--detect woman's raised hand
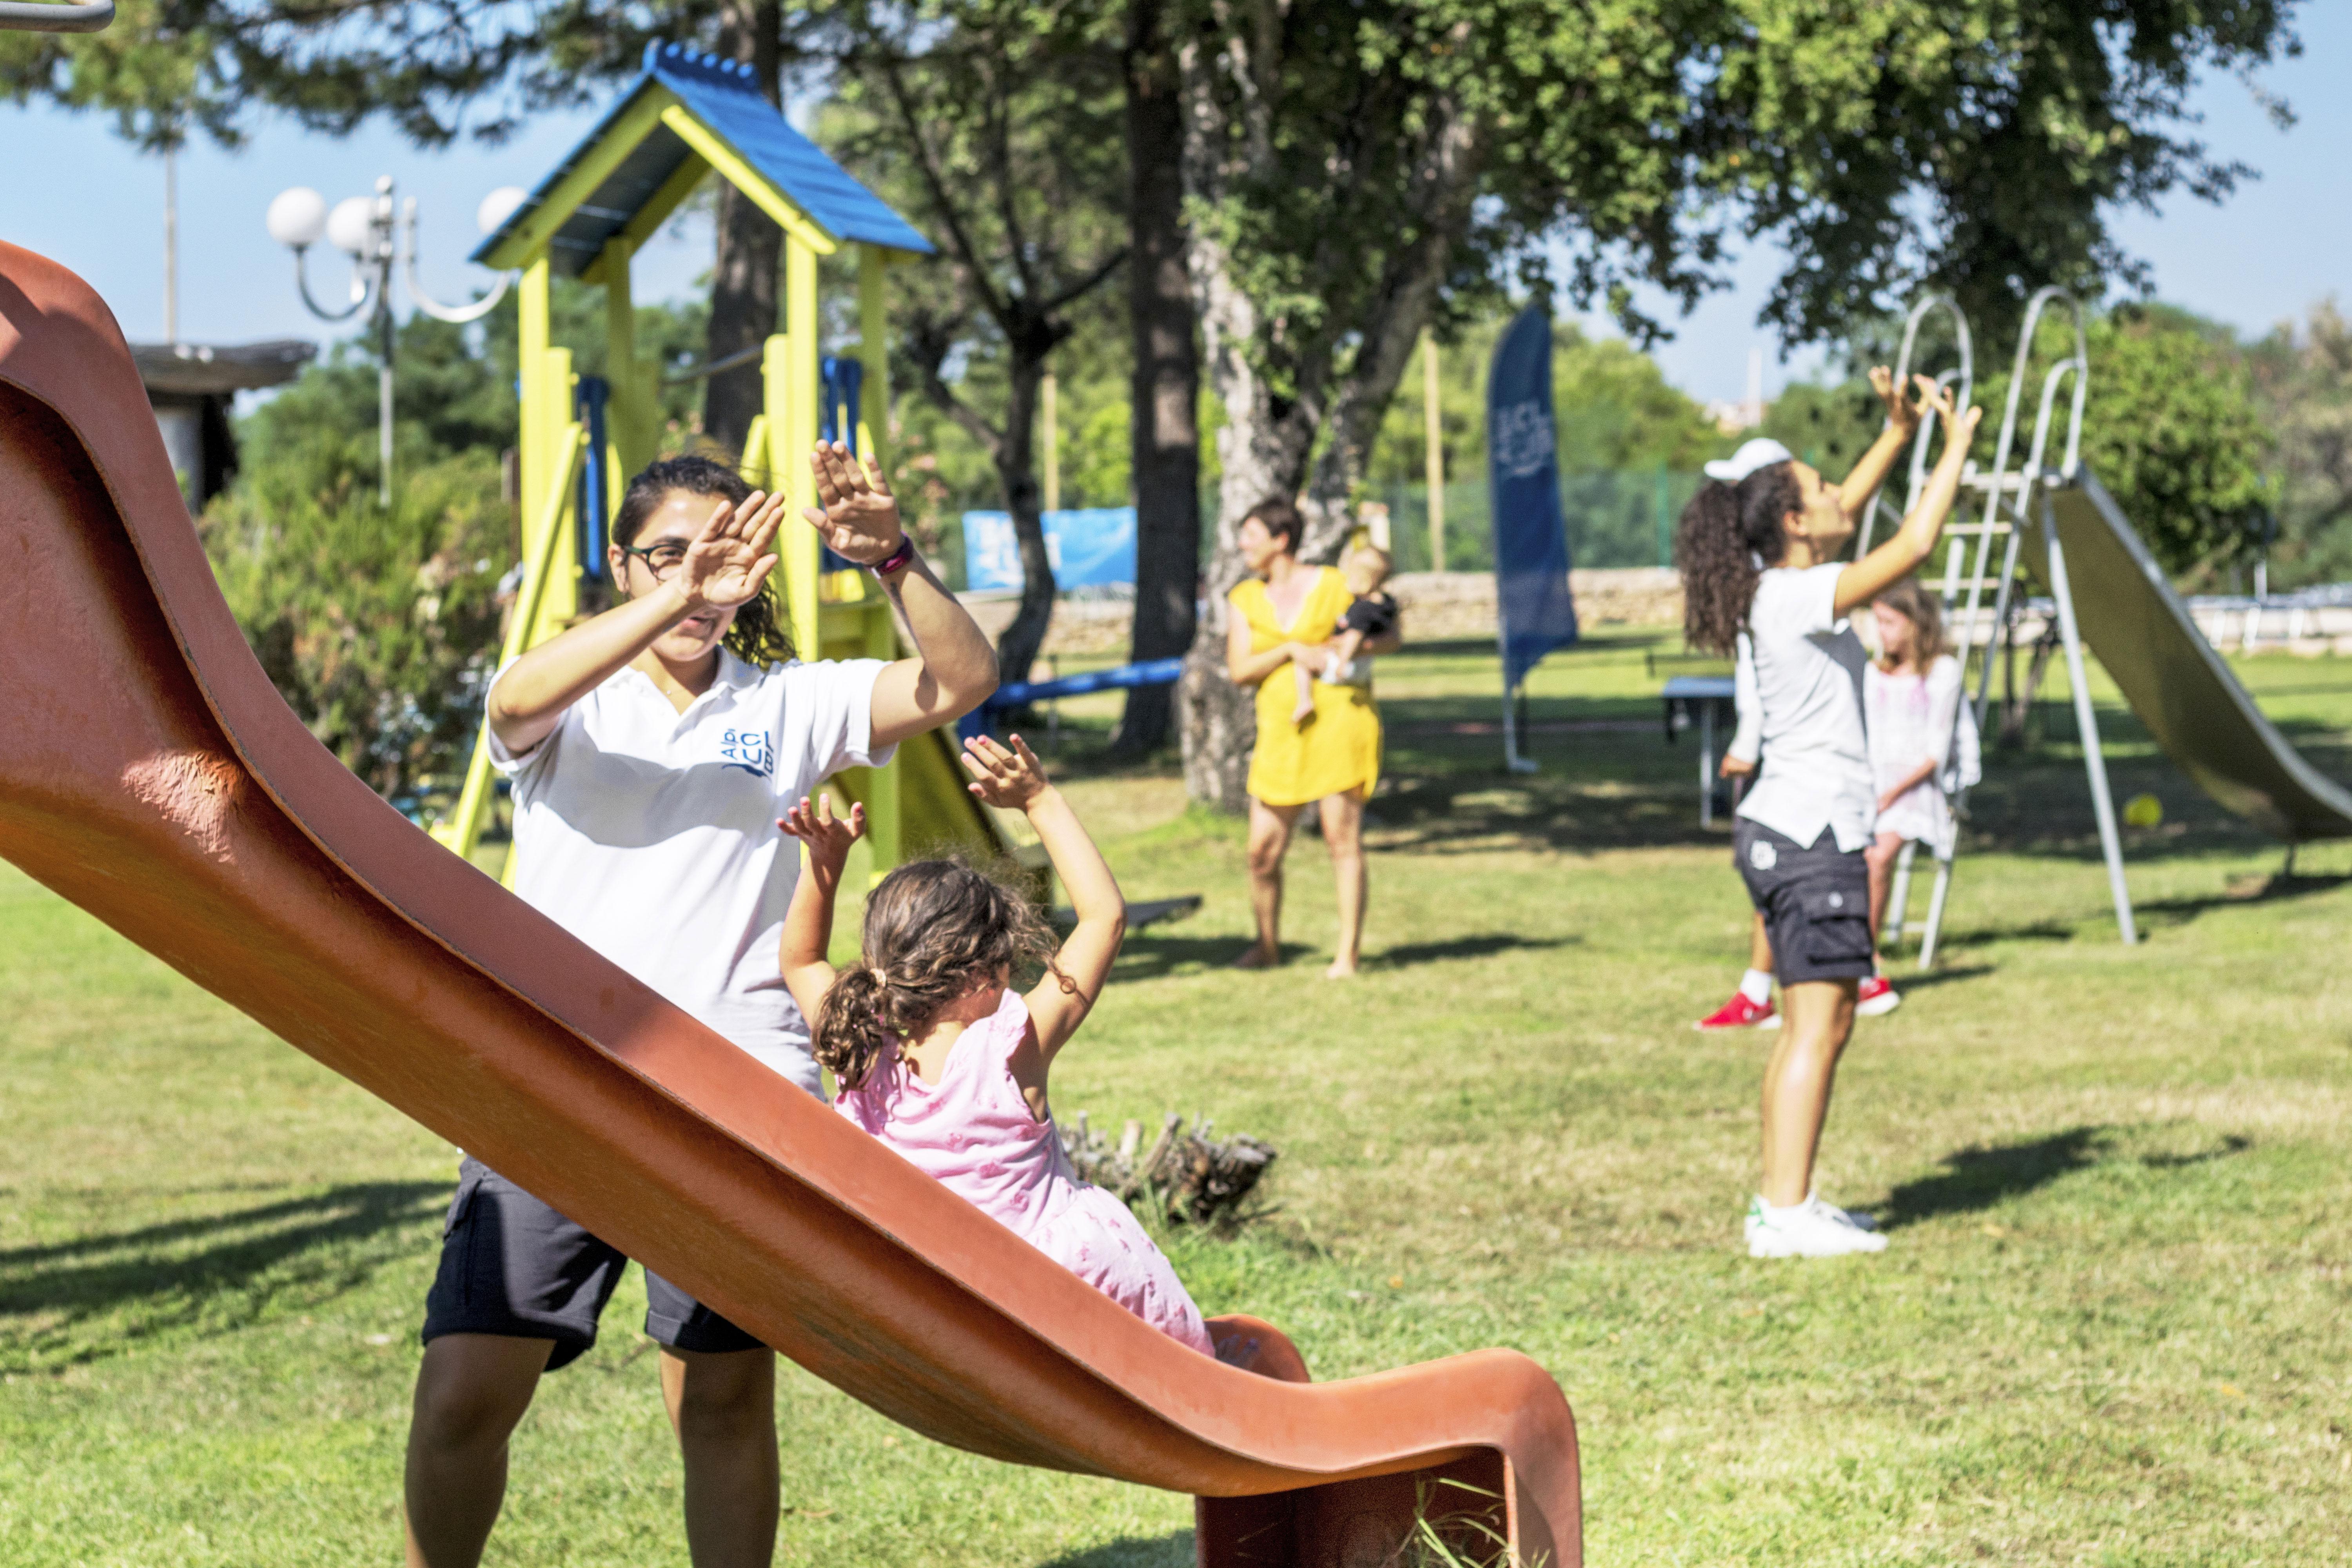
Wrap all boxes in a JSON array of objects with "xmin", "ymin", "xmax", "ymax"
[
  {"xmin": 678, "ymin": 489, "xmax": 785, "ymax": 610},
  {"xmin": 803, "ymin": 441, "xmax": 907, "ymax": 566},
  {"xmin": 777, "ymin": 793, "xmax": 866, "ymax": 872},
  {"xmin": 959, "ymin": 733, "xmax": 1051, "ymax": 812},
  {"xmin": 1869, "ymin": 366, "xmax": 1936, "ymax": 433},
  {"xmin": 1925, "ymin": 379, "xmax": 1983, "ymax": 444}
]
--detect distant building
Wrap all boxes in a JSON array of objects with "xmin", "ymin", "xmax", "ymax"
[
  {"xmin": 129, "ymin": 339, "xmax": 315, "ymax": 510},
  {"xmin": 1704, "ymin": 345, "xmax": 1769, "ymax": 434}
]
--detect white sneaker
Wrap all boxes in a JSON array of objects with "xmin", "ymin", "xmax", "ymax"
[{"xmin": 1745, "ymin": 1193, "xmax": 1889, "ymax": 1258}]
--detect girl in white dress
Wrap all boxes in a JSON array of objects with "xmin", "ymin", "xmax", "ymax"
[{"xmin": 1862, "ymin": 576, "xmax": 1973, "ymax": 945}]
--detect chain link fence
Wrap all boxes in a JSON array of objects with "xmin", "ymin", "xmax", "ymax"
[{"xmin": 1372, "ymin": 469, "xmax": 1706, "ymax": 573}]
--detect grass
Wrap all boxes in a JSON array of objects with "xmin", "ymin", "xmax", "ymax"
[{"xmin": 6, "ymin": 627, "xmax": 2352, "ymax": 1564}]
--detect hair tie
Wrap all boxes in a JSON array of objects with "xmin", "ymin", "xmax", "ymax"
[{"xmin": 1749, "ymin": 550, "xmax": 1766, "ymax": 570}]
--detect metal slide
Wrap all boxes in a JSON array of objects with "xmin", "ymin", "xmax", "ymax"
[
  {"xmin": 2020, "ymin": 468, "xmax": 2352, "ymax": 844},
  {"xmin": 0, "ymin": 243, "xmax": 1580, "ymax": 1566}
]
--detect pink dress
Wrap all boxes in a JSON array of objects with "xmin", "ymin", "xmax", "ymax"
[{"xmin": 833, "ymin": 991, "xmax": 1214, "ymax": 1354}]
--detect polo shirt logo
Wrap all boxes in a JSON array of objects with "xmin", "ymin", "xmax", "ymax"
[{"xmin": 716, "ymin": 727, "xmax": 774, "ymax": 777}]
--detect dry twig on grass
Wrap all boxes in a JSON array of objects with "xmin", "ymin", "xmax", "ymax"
[{"xmin": 1060, "ymin": 1111, "xmax": 1279, "ymax": 1230}]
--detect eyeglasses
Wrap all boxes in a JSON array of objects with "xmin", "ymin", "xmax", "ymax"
[{"xmin": 617, "ymin": 541, "xmax": 691, "ymax": 581}]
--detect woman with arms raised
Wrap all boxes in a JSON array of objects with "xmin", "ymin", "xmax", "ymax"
[
  {"xmin": 1676, "ymin": 375, "xmax": 1981, "ymax": 1259},
  {"xmin": 401, "ymin": 444, "xmax": 996, "ymax": 1568}
]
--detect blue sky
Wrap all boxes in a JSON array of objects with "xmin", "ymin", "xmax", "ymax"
[{"xmin": 2, "ymin": 10, "xmax": 2342, "ymax": 406}]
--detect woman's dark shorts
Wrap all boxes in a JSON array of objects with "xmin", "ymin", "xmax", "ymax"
[
  {"xmin": 421, "ymin": 1157, "xmax": 764, "ymax": 1370},
  {"xmin": 1733, "ymin": 818, "xmax": 1875, "ymax": 986}
]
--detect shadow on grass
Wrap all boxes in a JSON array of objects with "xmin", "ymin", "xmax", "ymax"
[
  {"xmin": 1114, "ymin": 932, "xmax": 1578, "ymax": 978},
  {"xmin": 0, "ymin": 1181, "xmax": 443, "ymax": 1371},
  {"xmin": 1112, "ymin": 936, "xmax": 1299, "ymax": 979},
  {"xmin": 1036, "ymin": 1532, "xmax": 1195, "ymax": 1568},
  {"xmin": 1880, "ymin": 1126, "xmax": 2255, "ymax": 1229},
  {"xmin": 1372, "ymin": 933, "xmax": 1581, "ymax": 968},
  {"xmin": 1880, "ymin": 1128, "xmax": 2109, "ymax": 1229},
  {"xmin": 1869, "ymin": 962, "xmax": 1993, "ymax": 993},
  {"xmin": 2134, "ymin": 872, "xmax": 2352, "ymax": 932}
]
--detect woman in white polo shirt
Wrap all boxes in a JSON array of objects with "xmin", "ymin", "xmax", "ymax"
[
  {"xmin": 1676, "ymin": 378, "xmax": 1980, "ymax": 1259},
  {"xmin": 402, "ymin": 445, "xmax": 996, "ymax": 1568}
]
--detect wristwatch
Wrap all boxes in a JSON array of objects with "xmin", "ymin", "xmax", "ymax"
[{"xmin": 868, "ymin": 535, "xmax": 916, "ymax": 577}]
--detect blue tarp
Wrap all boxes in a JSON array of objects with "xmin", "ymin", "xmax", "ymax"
[
  {"xmin": 963, "ymin": 507, "xmax": 1138, "ymax": 592},
  {"xmin": 1488, "ymin": 305, "xmax": 1578, "ymax": 690}
]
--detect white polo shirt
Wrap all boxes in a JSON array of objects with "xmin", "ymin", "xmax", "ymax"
[
  {"xmin": 488, "ymin": 649, "xmax": 896, "ymax": 1095},
  {"xmin": 1734, "ymin": 563, "xmax": 1875, "ymax": 853}
]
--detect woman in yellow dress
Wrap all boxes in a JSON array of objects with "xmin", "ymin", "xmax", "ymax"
[{"xmin": 1225, "ymin": 498, "xmax": 1397, "ymax": 977}]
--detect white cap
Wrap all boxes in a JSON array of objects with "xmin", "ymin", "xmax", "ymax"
[{"xmin": 1703, "ymin": 437, "xmax": 1795, "ymax": 485}]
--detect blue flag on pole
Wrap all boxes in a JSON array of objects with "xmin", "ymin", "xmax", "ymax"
[{"xmin": 1489, "ymin": 304, "xmax": 1578, "ymax": 693}]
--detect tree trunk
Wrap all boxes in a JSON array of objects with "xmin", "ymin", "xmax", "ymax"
[
  {"xmin": 1111, "ymin": 0, "xmax": 1200, "ymax": 759},
  {"xmin": 1172, "ymin": 33, "xmax": 1313, "ymax": 812},
  {"xmin": 1177, "ymin": 229, "xmax": 1314, "ymax": 811},
  {"xmin": 1172, "ymin": 45, "xmax": 1483, "ymax": 807},
  {"xmin": 704, "ymin": 0, "xmax": 784, "ymax": 458},
  {"xmin": 993, "ymin": 343, "xmax": 1057, "ymax": 691}
]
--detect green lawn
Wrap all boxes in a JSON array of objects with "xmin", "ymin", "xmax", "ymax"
[{"xmin": 5, "ymin": 630, "xmax": 2351, "ymax": 1565}]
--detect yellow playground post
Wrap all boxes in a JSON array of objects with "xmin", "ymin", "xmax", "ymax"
[{"xmin": 431, "ymin": 43, "xmax": 1029, "ymax": 889}]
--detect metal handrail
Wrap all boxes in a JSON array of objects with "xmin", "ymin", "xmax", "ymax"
[
  {"xmin": 1856, "ymin": 292, "xmax": 1973, "ymax": 558},
  {"xmin": 0, "ymin": 0, "xmax": 113, "ymax": 29},
  {"xmin": 1960, "ymin": 290, "xmax": 2088, "ymax": 731}
]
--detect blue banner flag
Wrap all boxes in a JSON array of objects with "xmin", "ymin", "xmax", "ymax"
[{"xmin": 1488, "ymin": 305, "xmax": 1578, "ymax": 693}]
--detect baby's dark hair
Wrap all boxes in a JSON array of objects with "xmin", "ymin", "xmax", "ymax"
[
  {"xmin": 1675, "ymin": 461, "xmax": 1805, "ymax": 655},
  {"xmin": 815, "ymin": 857, "xmax": 1065, "ymax": 1091},
  {"xmin": 612, "ymin": 454, "xmax": 794, "ymax": 666}
]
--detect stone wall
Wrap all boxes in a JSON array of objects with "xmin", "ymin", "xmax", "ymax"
[{"xmin": 961, "ymin": 576, "xmax": 2352, "ymax": 660}]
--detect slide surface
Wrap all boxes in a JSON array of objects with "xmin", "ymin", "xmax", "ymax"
[
  {"xmin": 0, "ymin": 243, "xmax": 1579, "ymax": 1566},
  {"xmin": 2021, "ymin": 470, "xmax": 2352, "ymax": 843}
]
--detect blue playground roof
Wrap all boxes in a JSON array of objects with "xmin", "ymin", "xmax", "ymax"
[{"xmin": 473, "ymin": 42, "xmax": 933, "ymax": 274}]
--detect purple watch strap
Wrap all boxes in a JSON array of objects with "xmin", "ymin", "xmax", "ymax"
[{"xmin": 869, "ymin": 536, "xmax": 916, "ymax": 577}]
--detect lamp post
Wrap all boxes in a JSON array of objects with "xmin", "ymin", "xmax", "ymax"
[{"xmin": 266, "ymin": 177, "xmax": 528, "ymax": 505}]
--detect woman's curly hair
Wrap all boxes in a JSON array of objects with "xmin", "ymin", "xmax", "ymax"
[
  {"xmin": 815, "ymin": 857, "xmax": 1066, "ymax": 1092},
  {"xmin": 613, "ymin": 454, "xmax": 795, "ymax": 666},
  {"xmin": 1675, "ymin": 461, "xmax": 1805, "ymax": 655}
]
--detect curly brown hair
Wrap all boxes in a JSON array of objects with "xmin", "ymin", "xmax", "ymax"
[
  {"xmin": 815, "ymin": 857, "xmax": 1066, "ymax": 1091},
  {"xmin": 612, "ymin": 454, "xmax": 795, "ymax": 666},
  {"xmin": 1675, "ymin": 462, "xmax": 1805, "ymax": 655}
]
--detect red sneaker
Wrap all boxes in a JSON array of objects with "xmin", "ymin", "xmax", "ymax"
[
  {"xmin": 1695, "ymin": 991, "xmax": 1779, "ymax": 1032},
  {"xmin": 1855, "ymin": 975, "xmax": 1902, "ymax": 1017}
]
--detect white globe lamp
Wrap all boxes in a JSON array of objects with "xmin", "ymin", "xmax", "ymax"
[
  {"xmin": 326, "ymin": 196, "xmax": 377, "ymax": 257},
  {"xmin": 475, "ymin": 185, "xmax": 528, "ymax": 237},
  {"xmin": 265, "ymin": 186, "xmax": 328, "ymax": 249}
]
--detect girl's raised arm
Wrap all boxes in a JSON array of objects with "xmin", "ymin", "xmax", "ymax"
[
  {"xmin": 1836, "ymin": 385, "xmax": 1983, "ymax": 617},
  {"xmin": 776, "ymin": 795, "xmax": 865, "ymax": 1027},
  {"xmin": 958, "ymin": 735, "xmax": 1124, "ymax": 1060}
]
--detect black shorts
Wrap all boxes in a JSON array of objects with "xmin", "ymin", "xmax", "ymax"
[
  {"xmin": 1733, "ymin": 818, "xmax": 1875, "ymax": 986},
  {"xmin": 421, "ymin": 1158, "xmax": 764, "ymax": 1370}
]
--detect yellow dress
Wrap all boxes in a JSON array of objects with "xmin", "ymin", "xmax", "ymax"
[{"xmin": 1230, "ymin": 568, "xmax": 1382, "ymax": 808}]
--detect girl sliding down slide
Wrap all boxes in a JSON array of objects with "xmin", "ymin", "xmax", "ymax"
[
  {"xmin": 777, "ymin": 737, "xmax": 1215, "ymax": 1353},
  {"xmin": 1677, "ymin": 373, "xmax": 1981, "ymax": 1258}
]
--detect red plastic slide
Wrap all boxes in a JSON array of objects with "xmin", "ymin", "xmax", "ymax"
[{"xmin": 0, "ymin": 240, "xmax": 1581, "ymax": 1566}]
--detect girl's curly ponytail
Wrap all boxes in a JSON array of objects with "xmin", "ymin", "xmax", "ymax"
[
  {"xmin": 811, "ymin": 857, "xmax": 1062, "ymax": 1092},
  {"xmin": 813, "ymin": 964, "xmax": 896, "ymax": 1093}
]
